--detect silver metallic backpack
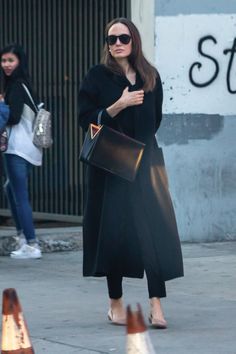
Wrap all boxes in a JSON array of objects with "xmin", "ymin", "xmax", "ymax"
[{"xmin": 22, "ymin": 84, "xmax": 53, "ymax": 149}]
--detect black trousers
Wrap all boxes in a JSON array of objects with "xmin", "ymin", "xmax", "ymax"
[
  {"xmin": 106, "ymin": 176, "xmax": 168, "ymax": 299},
  {"xmin": 107, "ymin": 269, "xmax": 166, "ymax": 299}
]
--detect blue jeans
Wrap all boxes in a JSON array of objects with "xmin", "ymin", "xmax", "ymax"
[{"xmin": 3, "ymin": 154, "xmax": 36, "ymax": 243}]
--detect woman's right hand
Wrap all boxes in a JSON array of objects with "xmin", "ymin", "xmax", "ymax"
[
  {"xmin": 0, "ymin": 94, "xmax": 4, "ymax": 102},
  {"xmin": 119, "ymin": 87, "xmax": 144, "ymax": 108},
  {"xmin": 106, "ymin": 87, "xmax": 144, "ymax": 118}
]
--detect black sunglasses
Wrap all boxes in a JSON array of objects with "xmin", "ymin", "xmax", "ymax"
[{"xmin": 106, "ymin": 34, "xmax": 131, "ymax": 46}]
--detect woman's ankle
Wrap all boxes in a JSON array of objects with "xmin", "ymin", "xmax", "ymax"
[
  {"xmin": 150, "ymin": 297, "xmax": 165, "ymax": 319},
  {"xmin": 109, "ymin": 297, "xmax": 126, "ymax": 321},
  {"xmin": 110, "ymin": 297, "xmax": 123, "ymax": 308},
  {"xmin": 150, "ymin": 297, "xmax": 161, "ymax": 306},
  {"xmin": 27, "ymin": 239, "xmax": 40, "ymax": 248}
]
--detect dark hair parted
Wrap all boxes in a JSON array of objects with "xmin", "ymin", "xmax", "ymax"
[
  {"xmin": 101, "ymin": 17, "xmax": 158, "ymax": 92},
  {"xmin": 0, "ymin": 43, "xmax": 31, "ymax": 90}
]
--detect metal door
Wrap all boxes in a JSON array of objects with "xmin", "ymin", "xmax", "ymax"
[{"xmin": 0, "ymin": 0, "xmax": 131, "ymax": 222}]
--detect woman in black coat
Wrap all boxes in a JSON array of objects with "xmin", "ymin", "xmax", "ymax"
[{"xmin": 78, "ymin": 17, "xmax": 184, "ymax": 328}]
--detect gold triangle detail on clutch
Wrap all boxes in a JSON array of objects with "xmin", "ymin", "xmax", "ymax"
[{"xmin": 90, "ymin": 124, "xmax": 101, "ymax": 139}]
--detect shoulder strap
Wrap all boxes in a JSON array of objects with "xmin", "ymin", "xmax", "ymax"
[
  {"xmin": 22, "ymin": 84, "xmax": 38, "ymax": 112},
  {"xmin": 97, "ymin": 110, "xmax": 103, "ymax": 126}
]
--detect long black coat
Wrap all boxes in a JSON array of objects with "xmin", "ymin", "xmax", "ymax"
[{"xmin": 78, "ymin": 64, "xmax": 184, "ymax": 281}]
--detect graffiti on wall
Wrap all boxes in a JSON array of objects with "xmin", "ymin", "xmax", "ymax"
[
  {"xmin": 155, "ymin": 14, "xmax": 236, "ymax": 114},
  {"xmin": 189, "ymin": 35, "xmax": 236, "ymax": 94}
]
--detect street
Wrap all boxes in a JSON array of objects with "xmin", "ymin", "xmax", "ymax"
[{"xmin": 0, "ymin": 241, "xmax": 236, "ymax": 353}]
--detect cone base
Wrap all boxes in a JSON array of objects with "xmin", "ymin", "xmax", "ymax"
[
  {"xmin": 2, "ymin": 348, "xmax": 34, "ymax": 354},
  {"xmin": 127, "ymin": 332, "xmax": 156, "ymax": 354}
]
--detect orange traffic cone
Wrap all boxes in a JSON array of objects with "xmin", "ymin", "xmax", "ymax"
[
  {"xmin": 126, "ymin": 303, "xmax": 156, "ymax": 354},
  {"xmin": 1, "ymin": 288, "xmax": 35, "ymax": 354}
]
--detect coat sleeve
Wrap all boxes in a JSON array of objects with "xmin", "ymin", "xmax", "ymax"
[
  {"xmin": 78, "ymin": 67, "xmax": 112, "ymax": 131},
  {"xmin": 154, "ymin": 74, "xmax": 163, "ymax": 132},
  {"xmin": 5, "ymin": 83, "xmax": 25, "ymax": 125}
]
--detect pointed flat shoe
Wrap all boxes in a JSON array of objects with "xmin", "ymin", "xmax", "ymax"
[
  {"xmin": 149, "ymin": 313, "xmax": 167, "ymax": 329},
  {"xmin": 108, "ymin": 308, "xmax": 126, "ymax": 326}
]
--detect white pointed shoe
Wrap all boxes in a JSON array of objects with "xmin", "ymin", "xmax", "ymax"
[
  {"xmin": 10, "ymin": 244, "xmax": 42, "ymax": 259},
  {"xmin": 108, "ymin": 308, "xmax": 126, "ymax": 325}
]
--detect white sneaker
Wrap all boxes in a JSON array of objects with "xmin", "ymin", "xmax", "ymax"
[
  {"xmin": 10, "ymin": 244, "xmax": 42, "ymax": 259},
  {"xmin": 12, "ymin": 235, "xmax": 26, "ymax": 250}
]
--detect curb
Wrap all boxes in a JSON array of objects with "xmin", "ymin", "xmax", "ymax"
[{"xmin": 0, "ymin": 227, "xmax": 83, "ymax": 256}]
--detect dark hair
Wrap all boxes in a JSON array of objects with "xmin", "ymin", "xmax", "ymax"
[
  {"xmin": 0, "ymin": 43, "xmax": 31, "ymax": 91},
  {"xmin": 101, "ymin": 17, "xmax": 158, "ymax": 92}
]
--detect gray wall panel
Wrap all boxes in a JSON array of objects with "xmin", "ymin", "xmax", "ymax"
[
  {"xmin": 157, "ymin": 114, "xmax": 236, "ymax": 242},
  {"xmin": 156, "ymin": 0, "xmax": 236, "ymax": 16}
]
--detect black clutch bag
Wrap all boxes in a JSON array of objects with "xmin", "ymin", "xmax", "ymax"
[{"xmin": 79, "ymin": 124, "xmax": 145, "ymax": 181}]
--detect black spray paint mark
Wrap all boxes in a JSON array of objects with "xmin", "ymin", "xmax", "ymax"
[
  {"xmin": 189, "ymin": 35, "xmax": 219, "ymax": 88},
  {"xmin": 189, "ymin": 35, "xmax": 236, "ymax": 94},
  {"xmin": 223, "ymin": 38, "xmax": 236, "ymax": 94}
]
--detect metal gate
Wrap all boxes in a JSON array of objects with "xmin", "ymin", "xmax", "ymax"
[{"xmin": 0, "ymin": 0, "xmax": 131, "ymax": 222}]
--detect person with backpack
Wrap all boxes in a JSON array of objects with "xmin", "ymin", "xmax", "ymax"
[{"xmin": 0, "ymin": 43, "xmax": 42, "ymax": 259}]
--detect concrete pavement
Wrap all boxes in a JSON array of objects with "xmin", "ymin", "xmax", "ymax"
[
  {"xmin": 0, "ymin": 226, "xmax": 83, "ymax": 255},
  {"xmin": 0, "ymin": 229, "xmax": 236, "ymax": 353}
]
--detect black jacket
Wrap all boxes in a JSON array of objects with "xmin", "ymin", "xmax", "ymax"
[
  {"xmin": 4, "ymin": 80, "xmax": 37, "ymax": 126},
  {"xmin": 78, "ymin": 64, "xmax": 184, "ymax": 281}
]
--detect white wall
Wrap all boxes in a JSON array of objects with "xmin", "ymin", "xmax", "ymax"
[
  {"xmin": 155, "ymin": 14, "xmax": 236, "ymax": 115},
  {"xmin": 131, "ymin": 0, "xmax": 155, "ymax": 63}
]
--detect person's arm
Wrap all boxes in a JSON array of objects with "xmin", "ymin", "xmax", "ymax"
[
  {"xmin": 0, "ymin": 101, "xmax": 10, "ymax": 133},
  {"xmin": 106, "ymin": 87, "xmax": 144, "ymax": 118},
  {"xmin": 6, "ymin": 83, "xmax": 25, "ymax": 125},
  {"xmin": 78, "ymin": 67, "xmax": 144, "ymax": 130},
  {"xmin": 78, "ymin": 82, "xmax": 144, "ymax": 131},
  {"xmin": 78, "ymin": 73, "xmax": 105, "ymax": 130}
]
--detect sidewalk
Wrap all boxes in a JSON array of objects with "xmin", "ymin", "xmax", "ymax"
[
  {"xmin": 0, "ymin": 225, "xmax": 83, "ymax": 255},
  {"xmin": 0, "ymin": 229, "xmax": 236, "ymax": 353}
]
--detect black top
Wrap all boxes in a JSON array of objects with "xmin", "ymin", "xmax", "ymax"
[{"xmin": 4, "ymin": 80, "xmax": 37, "ymax": 125}]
